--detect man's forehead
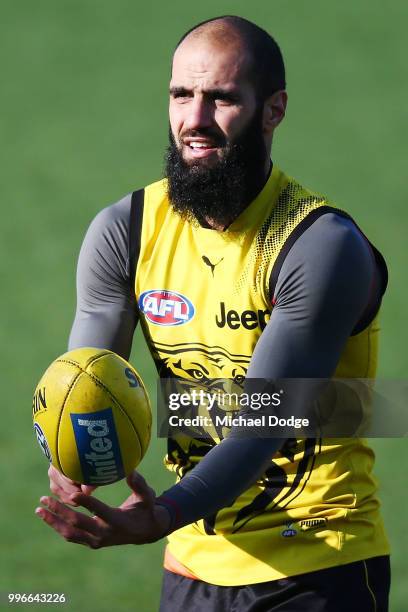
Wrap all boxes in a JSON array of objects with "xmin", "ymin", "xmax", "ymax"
[{"xmin": 171, "ymin": 38, "xmax": 251, "ymax": 88}]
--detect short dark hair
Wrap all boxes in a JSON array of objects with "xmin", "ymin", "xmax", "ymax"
[{"xmin": 174, "ymin": 15, "xmax": 286, "ymax": 101}]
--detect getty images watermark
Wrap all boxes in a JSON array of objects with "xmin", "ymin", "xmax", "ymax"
[
  {"xmin": 157, "ymin": 378, "xmax": 408, "ymax": 438},
  {"xmin": 166, "ymin": 388, "xmax": 309, "ymax": 430}
]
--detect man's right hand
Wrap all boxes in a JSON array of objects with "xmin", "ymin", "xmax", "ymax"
[{"xmin": 48, "ymin": 465, "xmax": 97, "ymax": 506}]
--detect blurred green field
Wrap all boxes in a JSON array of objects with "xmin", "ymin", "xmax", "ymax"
[{"xmin": 0, "ymin": 0, "xmax": 407, "ymax": 610}]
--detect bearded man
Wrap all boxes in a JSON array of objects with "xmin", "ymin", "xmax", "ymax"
[{"xmin": 36, "ymin": 15, "xmax": 390, "ymax": 612}]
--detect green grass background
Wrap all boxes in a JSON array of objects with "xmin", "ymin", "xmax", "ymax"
[{"xmin": 1, "ymin": 0, "xmax": 407, "ymax": 609}]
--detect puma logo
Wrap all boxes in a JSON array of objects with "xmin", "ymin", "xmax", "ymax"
[{"xmin": 202, "ymin": 255, "xmax": 224, "ymax": 276}]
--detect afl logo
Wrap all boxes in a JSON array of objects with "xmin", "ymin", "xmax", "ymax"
[
  {"xmin": 281, "ymin": 523, "xmax": 297, "ymax": 538},
  {"xmin": 34, "ymin": 423, "xmax": 52, "ymax": 462},
  {"xmin": 139, "ymin": 290, "xmax": 195, "ymax": 326}
]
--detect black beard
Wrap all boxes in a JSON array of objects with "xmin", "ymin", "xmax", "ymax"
[{"xmin": 165, "ymin": 108, "xmax": 268, "ymax": 227}]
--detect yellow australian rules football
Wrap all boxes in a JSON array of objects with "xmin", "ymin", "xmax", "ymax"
[{"xmin": 32, "ymin": 347, "xmax": 152, "ymax": 485}]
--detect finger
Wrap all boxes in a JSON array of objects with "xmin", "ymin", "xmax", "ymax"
[
  {"xmin": 126, "ymin": 471, "xmax": 155, "ymax": 509},
  {"xmin": 70, "ymin": 492, "xmax": 121, "ymax": 525},
  {"xmin": 49, "ymin": 484, "xmax": 81, "ymax": 506},
  {"xmin": 48, "ymin": 464, "xmax": 79, "ymax": 487},
  {"xmin": 35, "ymin": 505, "xmax": 100, "ymax": 548},
  {"xmin": 39, "ymin": 496, "xmax": 102, "ymax": 536},
  {"xmin": 48, "ymin": 465, "xmax": 82, "ymax": 504}
]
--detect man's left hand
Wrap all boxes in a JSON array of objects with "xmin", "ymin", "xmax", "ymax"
[{"xmin": 35, "ymin": 471, "xmax": 172, "ymax": 548}]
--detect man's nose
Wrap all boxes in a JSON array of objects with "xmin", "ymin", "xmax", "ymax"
[{"xmin": 184, "ymin": 96, "xmax": 213, "ymax": 130}]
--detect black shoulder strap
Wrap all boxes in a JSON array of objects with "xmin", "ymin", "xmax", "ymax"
[
  {"xmin": 128, "ymin": 189, "xmax": 145, "ymax": 289},
  {"xmin": 268, "ymin": 204, "xmax": 388, "ymax": 306},
  {"xmin": 269, "ymin": 205, "xmax": 347, "ymax": 300}
]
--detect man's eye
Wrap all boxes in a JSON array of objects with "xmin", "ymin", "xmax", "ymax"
[
  {"xmin": 172, "ymin": 92, "xmax": 191, "ymax": 100},
  {"xmin": 215, "ymin": 95, "xmax": 238, "ymax": 105}
]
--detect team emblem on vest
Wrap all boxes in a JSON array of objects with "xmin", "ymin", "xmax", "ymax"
[{"xmin": 139, "ymin": 290, "xmax": 195, "ymax": 326}]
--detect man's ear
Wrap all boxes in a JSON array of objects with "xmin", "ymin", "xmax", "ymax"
[{"xmin": 263, "ymin": 91, "xmax": 288, "ymax": 134}]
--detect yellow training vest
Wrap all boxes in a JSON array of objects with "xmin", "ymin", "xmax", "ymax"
[{"xmin": 135, "ymin": 165, "xmax": 389, "ymax": 586}]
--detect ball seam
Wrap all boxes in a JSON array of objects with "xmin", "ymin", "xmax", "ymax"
[{"xmin": 57, "ymin": 366, "xmax": 83, "ymax": 472}]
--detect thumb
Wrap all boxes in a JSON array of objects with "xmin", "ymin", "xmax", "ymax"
[
  {"xmin": 126, "ymin": 471, "xmax": 156, "ymax": 508},
  {"xmin": 81, "ymin": 484, "xmax": 98, "ymax": 495}
]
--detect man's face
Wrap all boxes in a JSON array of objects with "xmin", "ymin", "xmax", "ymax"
[
  {"xmin": 166, "ymin": 37, "xmax": 269, "ymax": 227},
  {"xmin": 169, "ymin": 38, "xmax": 258, "ymax": 167}
]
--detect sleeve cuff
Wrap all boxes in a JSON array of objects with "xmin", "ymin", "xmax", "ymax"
[{"xmin": 155, "ymin": 495, "xmax": 183, "ymax": 533}]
